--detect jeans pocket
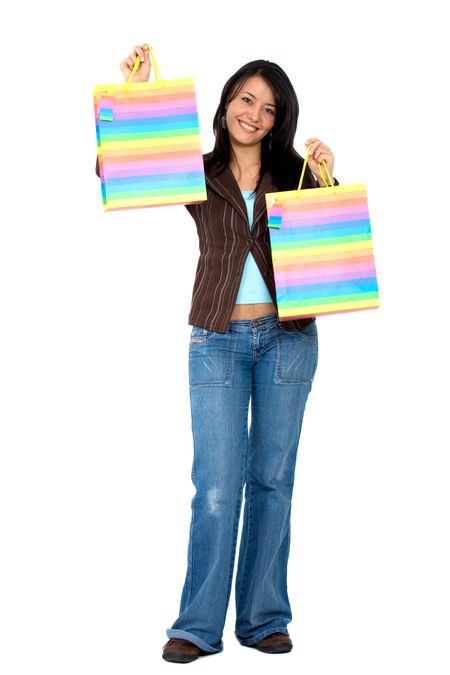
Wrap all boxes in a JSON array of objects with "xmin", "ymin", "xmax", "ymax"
[
  {"xmin": 275, "ymin": 326, "xmax": 318, "ymax": 385},
  {"xmin": 189, "ymin": 326, "xmax": 216, "ymax": 346},
  {"xmin": 189, "ymin": 331, "xmax": 233, "ymax": 388}
]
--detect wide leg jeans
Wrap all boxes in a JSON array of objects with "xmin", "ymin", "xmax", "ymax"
[{"xmin": 166, "ymin": 314, "xmax": 318, "ymax": 652}]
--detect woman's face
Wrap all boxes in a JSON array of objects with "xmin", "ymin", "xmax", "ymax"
[{"xmin": 225, "ymin": 75, "xmax": 276, "ymax": 149}]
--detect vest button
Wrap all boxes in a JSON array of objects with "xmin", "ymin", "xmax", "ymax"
[{"xmin": 246, "ymin": 239, "xmax": 253, "ymax": 247}]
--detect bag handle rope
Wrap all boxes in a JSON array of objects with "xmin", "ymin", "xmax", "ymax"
[{"xmin": 296, "ymin": 144, "xmax": 336, "ymax": 195}]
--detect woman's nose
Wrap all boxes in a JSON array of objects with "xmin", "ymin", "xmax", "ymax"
[{"xmin": 247, "ymin": 110, "xmax": 260, "ymax": 122}]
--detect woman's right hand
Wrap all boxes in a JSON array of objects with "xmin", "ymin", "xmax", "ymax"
[{"xmin": 119, "ymin": 44, "xmax": 151, "ymax": 83}]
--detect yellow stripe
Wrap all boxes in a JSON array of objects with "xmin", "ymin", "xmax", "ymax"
[
  {"xmin": 94, "ymin": 78, "xmax": 195, "ymax": 96},
  {"xmin": 266, "ymin": 184, "xmax": 367, "ymax": 211},
  {"xmin": 278, "ymin": 298, "xmax": 380, "ymax": 317},
  {"xmin": 103, "ymin": 192, "xmax": 207, "ymax": 209},
  {"xmin": 115, "ymin": 82, "xmax": 195, "ymax": 96},
  {"xmin": 100, "ymin": 143, "xmax": 200, "ymax": 158},
  {"xmin": 273, "ymin": 251, "xmax": 373, "ymax": 266},
  {"xmin": 272, "ymin": 240, "xmax": 374, "ymax": 260},
  {"xmin": 100, "ymin": 135, "xmax": 202, "ymax": 151}
]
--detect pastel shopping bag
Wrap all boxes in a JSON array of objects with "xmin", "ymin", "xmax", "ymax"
[
  {"xmin": 93, "ymin": 46, "xmax": 207, "ymax": 211},
  {"xmin": 266, "ymin": 153, "xmax": 380, "ymax": 319}
]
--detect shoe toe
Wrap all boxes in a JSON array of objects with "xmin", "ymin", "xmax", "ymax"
[
  {"xmin": 254, "ymin": 632, "xmax": 293, "ymax": 653},
  {"xmin": 162, "ymin": 638, "xmax": 202, "ymax": 663}
]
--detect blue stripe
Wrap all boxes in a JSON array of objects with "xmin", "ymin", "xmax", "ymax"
[
  {"xmin": 99, "ymin": 113, "xmax": 200, "ymax": 132},
  {"xmin": 105, "ymin": 172, "xmax": 206, "ymax": 194},
  {"xmin": 277, "ymin": 218, "xmax": 371, "ymax": 238},
  {"xmin": 284, "ymin": 278, "xmax": 379, "ymax": 299},
  {"xmin": 99, "ymin": 124, "xmax": 200, "ymax": 136},
  {"xmin": 99, "ymin": 108, "xmax": 114, "ymax": 121},
  {"xmin": 268, "ymin": 216, "xmax": 282, "ymax": 229}
]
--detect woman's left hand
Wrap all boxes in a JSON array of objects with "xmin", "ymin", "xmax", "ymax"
[{"xmin": 305, "ymin": 137, "xmax": 335, "ymax": 185}]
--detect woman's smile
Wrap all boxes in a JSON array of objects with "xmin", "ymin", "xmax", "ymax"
[{"xmin": 237, "ymin": 119, "xmax": 259, "ymax": 133}]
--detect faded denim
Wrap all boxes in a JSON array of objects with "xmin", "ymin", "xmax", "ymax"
[{"xmin": 166, "ymin": 314, "xmax": 318, "ymax": 653}]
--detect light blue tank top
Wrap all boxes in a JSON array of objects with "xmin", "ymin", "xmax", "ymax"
[{"xmin": 235, "ymin": 190, "xmax": 273, "ymax": 304}]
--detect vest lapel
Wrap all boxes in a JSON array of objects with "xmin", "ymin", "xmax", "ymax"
[
  {"xmin": 205, "ymin": 165, "xmax": 247, "ymax": 222},
  {"xmin": 205, "ymin": 164, "xmax": 277, "ymax": 226}
]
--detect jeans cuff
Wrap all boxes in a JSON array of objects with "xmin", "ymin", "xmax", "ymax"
[
  {"xmin": 235, "ymin": 626, "xmax": 289, "ymax": 646},
  {"xmin": 166, "ymin": 628, "xmax": 223, "ymax": 653}
]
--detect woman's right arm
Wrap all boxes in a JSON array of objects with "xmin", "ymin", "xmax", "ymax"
[{"xmin": 95, "ymin": 44, "xmax": 151, "ymax": 176}]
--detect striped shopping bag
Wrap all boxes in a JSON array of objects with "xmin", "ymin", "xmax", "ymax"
[
  {"xmin": 266, "ymin": 151, "xmax": 380, "ymax": 319},
  {"xmin": 93, "ymin": 45, "xmax": 206, "ymax": 211}
]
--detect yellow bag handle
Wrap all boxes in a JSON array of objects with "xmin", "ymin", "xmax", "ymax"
[
  {"xmin": 126, "ymin": 44, "xmax": 164, "ymax": 86},
  {"xmin": 296, "ymin": 144, "xmax": 336, "ymax": 195}
]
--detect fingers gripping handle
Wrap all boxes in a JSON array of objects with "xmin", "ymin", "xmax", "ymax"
[
  {"xmin": 126, "ymin": 44, "xmax": 163, "ymax": 85},
  {"xmin": 296, "ymin": 144, "xmax": 335, "ymax": 195}
]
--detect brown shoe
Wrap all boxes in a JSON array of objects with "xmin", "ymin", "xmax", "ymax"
[
  {"xmin": 162, "ymin": 637, "xmax": 208, "ymax": 663},
  {"xmin": 247, "ymin": 632, "xmax": 293, "ymax": 653}
]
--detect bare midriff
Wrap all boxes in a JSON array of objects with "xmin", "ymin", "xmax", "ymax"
[{"xmin": 230, "ymin": 301, "xmax": 277, "ymax": 321}]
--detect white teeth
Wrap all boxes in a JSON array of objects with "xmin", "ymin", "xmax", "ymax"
[{"xmin": 239, "ymin": 120, "xmax": 257, "ymax": 132}]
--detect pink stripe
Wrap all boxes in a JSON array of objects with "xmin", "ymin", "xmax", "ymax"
[
  {"xmin": 114, "ymin": 106, "xmax": 197, "ymax": 120},
  {"xmin": 115, "ymin": 96, "xmax": 195, "ymax": 112},
  {"xmin": 284, "ymin": 204, "xmax": 369, "ymax": 226},
  {"xmin": 104, "ymin": 157, "xmax": 204, "ymax": 178},
  {"xmin": 285, "ymin": 203, "xmax": 368, "ymax": 218},
  {"xmin": 275, "ymin": 264, "xmax": 376, "ymax": 285},
  {"xmin": 269, "ymin": 207, "xmax": 283, "ymax": 217},
  {"xmin": 115, "ymin": 105, "xmax": 198, "ymax": 120}
]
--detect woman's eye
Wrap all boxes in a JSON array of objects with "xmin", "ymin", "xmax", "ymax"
[
  {"xmin": 265, "ymin": 108, "xmax": 274, "ymax": 115},
  {"xmin": 242, "ymin": 97, "xmax": 252, "ymax": 103}
]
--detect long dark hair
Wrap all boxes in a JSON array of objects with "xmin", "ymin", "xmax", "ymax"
[{"xmin": 205, "ymin": 59, "xmax": 316, "ymax": 191}]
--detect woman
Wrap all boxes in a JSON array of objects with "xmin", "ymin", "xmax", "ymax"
[{"xmin": 118, "ymin": 44, "xmax": 336, "ymax": 664}]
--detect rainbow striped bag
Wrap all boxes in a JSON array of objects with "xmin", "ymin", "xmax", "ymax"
[
  {"xmin": 266, "ymin": 153, "xmax": 380, "ymax": 320},
  {"xmin": 93, "ymin": 46, "xmax": 207, "ymax": 211}
]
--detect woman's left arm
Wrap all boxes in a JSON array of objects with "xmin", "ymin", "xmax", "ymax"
[{"xmin": 305, "ymin": 137, "xmax": 336, "ymax": 186}]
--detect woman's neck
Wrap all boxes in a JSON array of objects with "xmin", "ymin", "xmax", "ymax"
[{"xmin": 229, "ymin": 143, "xmax": 262, "ymax": 190}]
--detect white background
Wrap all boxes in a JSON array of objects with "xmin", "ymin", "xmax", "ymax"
[{"xmin": 1, "ymin": 1, "xmax": 449, "ymax": 673}]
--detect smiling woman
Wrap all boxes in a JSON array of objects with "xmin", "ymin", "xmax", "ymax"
[
  {"xmin": 162, "ymin": 57, "xmax": 336, "ymax": 662},
  {"xmin": 108, "ymin": 45, "xmax": 337, "ymax": 664}
]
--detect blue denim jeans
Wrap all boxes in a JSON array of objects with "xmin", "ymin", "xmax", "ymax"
[{"xmin": 166, "ymin": 314, "xmax": 318, "ymax": 653}]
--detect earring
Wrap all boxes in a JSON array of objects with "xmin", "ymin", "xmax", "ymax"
[
  {"xmin": 221, "ymin": 115, "xmax": 227, "ymax": 129},
  {"xmin": 268, "ymin": 131, "xmax": 273, "ymax": 150}
]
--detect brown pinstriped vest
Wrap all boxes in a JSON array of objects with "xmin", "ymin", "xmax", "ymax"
[{"xmin": 186, "ymin": 161, "xmax": 317, "ymax": 333}]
